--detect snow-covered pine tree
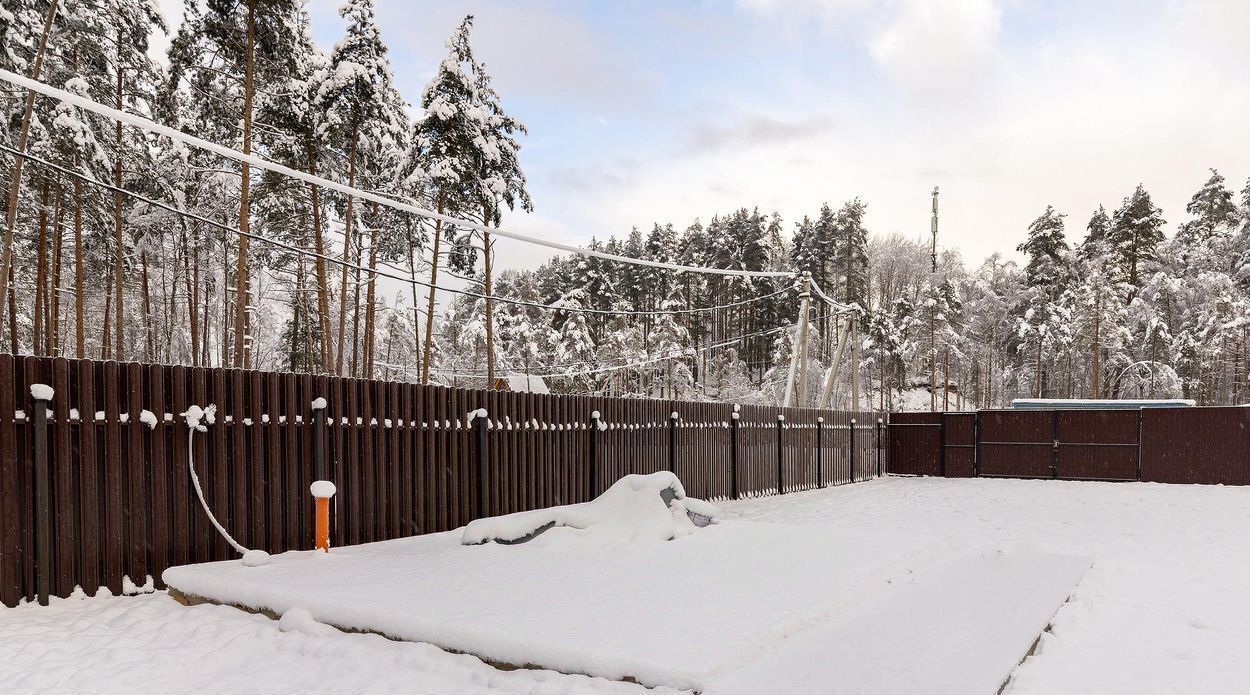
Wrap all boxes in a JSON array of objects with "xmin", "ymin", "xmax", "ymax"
[
  {"xmin": 1109, "ymin": 184, "xmax": 1166, "ymax": 293},
  {"xmin": 831, "ymin": 198, "xmax": 869, "ymax": 307},
  {"xmin": 409, "ymin": 15, "xmax": 492, "ymax": 384},
  {"xmin": 315, "ymin": 0, "xmax": 406, "ymax": 377},
  {"xmin": 463, "ymin": 38, "xmax": 532, "ymax": 388},
  {"xmin": 167, "ymin": 0, "xmax": 300, "ymax": 367},
  {"xmin": 1017, "ymin": 205, "xmax": 1069, "ymax": 299}
]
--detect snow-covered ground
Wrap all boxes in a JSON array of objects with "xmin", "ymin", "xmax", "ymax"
[
  {"xmin": 0, "ymin": 591, "xmax": 677, "ymax": 694},
  {"xmin": 730, "ymin": 477, "xmax": 1250, "ymax": 694},
  {"xmin": 5, "ymin": 476, "xmax": 1250, "ymax": 693}
]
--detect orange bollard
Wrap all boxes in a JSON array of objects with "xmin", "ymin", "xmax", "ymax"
[
  {"xmin": 310, "ymin": 480, "xmax": 336, "ymax": 552},
  {"xmin": 315, "ymin": 497, "xmax": 330, "ymax": 552}
]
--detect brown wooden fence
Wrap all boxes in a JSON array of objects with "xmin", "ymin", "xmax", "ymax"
[
  {"xmin": 0, "ymin": 354, "xmax": 885, "ymax": 607},
  {"xmin": 890, "ymin": 407, "xmax": 1250, "ymax": 485}
]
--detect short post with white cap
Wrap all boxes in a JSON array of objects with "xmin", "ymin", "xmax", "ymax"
[
  {"xmin": 668, "ymin": 411, "xmax": 679, "ymax": 474},
  {"xmin": 816, "ymin": 416, "xmax": 824, "ymax": 488},
  {"xmin": 310, "ymin": 480, "xmax": 336, "ymax": 552},
  {"xmin": 730, "ymin": 405, "xmax": 740, "ymax": 500},
  {"xmin": 589, "ymin": 410, "xmax": 601, "ymax": 499},
  {"xmin": 776, "ymin": 414, "xmax": 785, "ymax": 495},
  {"xmin": 31, "ymin": 383, "xmax": 52, "ymax": 605}
]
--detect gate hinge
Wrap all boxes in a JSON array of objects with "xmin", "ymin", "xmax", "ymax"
[{"xmin": 1053, "ymin": 439, "xmax": 1060, "ymax": 450}]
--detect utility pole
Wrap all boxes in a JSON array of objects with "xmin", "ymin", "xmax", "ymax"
[
  {"xmin": 930, "ymin": 186, "xmax": 939, "ymax": 411},
  {"xmin": 796, "ymin": 276, "xmax": 812, "ymax": 406},
  {"xmin": 850, "ymin": 318, "xmax": 860, "ymax": 410},
  {"xmin": 782, "ymin": 275, "xmax": 812, "ymax": 408},
  {"xmin": 818, "ymin": 315, "xmax": 850, "ymax": 408},
  {"xmin": 931, "ymin": 186, "xmax": 939, "ymax": 274}
]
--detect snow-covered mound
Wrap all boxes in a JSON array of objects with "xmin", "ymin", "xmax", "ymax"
[{"xmin": 462, "ymin": 472, "xmax": 719, "ymax": 546}]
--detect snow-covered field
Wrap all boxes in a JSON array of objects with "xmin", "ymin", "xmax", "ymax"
[
  {"xmin": 5, "ymin": 476, "xmax": 1250, "ymax": 693},
  {"xmin": 733, "ymin": 477, "xmax": 1250, "ymax": 694}
]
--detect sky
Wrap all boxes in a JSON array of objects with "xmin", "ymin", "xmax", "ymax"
[{"xmin": 155, "ymin": 0, "xmax": 1250, "ymax": 274}]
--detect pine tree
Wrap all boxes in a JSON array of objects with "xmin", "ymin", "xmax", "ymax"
[
  {"xmin": 409, "ymin": 15, "xmax": 490, "ymax": 384},
  {"xmin": 1109, "ymin": 184, "xmax": 1166, "ymax": 292},
  {"xmin": 1017, "ymin": 205, "xmax": 1069, "ymax": 298},
  {"xmin": 316, "ymin": 0, "xmax": 405, "ymax": 376},
  {"xmin": 831, "ymin": 198, "xmax": 869, "ymax": 306}
]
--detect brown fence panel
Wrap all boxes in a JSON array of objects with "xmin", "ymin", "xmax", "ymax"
[
  {"xmin": 0, "ymin": 354, "xmax": 883, "ymax": 606},
  {"xmin": 941, "ymin": 413, "xmax": 976, "ymax": 478},
  {"xmin": 1055, "ymin": 410, "xmax": 1140, "ymax": 481},
  {"xmin": 887, "ymin": 412, "xmax": 942, "ymax": 476},
  {"xmin": 978, "ymin": 410, "xmax": 1054, "ymax": 478},
  {"xmin": 1141, "ymin": 407, "xmax": 1250, "ymax": 485}
]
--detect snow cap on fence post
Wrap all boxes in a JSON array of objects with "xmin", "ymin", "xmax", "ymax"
[
  {"xmin": 311, "ymin": 396, "xmax": 327, "ymax": 410},
  {"xmin": 30, "ymin": 383, "xmax": 54, "ymax": 402}
]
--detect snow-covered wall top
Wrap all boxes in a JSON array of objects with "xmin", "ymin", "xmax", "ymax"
[{"xmin": 1010, "ymin": 398, "xmax": 1196, "ymax": 410}]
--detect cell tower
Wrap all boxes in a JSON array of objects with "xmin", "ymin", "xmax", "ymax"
[{"xmin": 930, "ymin": 186, "xmax": 939, "ymax": 274}]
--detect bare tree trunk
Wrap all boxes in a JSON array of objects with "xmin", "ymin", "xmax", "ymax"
[
  {"xmin": 406, "ymin": 219, "xmax": 422, "ymax": 380},
  {"xmin": 362, "ymin": 202, "xmax": 379, "ymax": 378},
  {"xmin": 112, "ymin": 28, "xmax": 126, "ymax": 361},
  {"xmin": 1035, "ymin": 335, "xmax": 1043, "ymax": 399},
  {"xmin": 483, "ymin": 223, "xmax": 496, "ymax": 387},
  {"xmin": 305, "ymin": 141, "xmax": 333, "ymax": 373},
  {"xmin": 101, "ymin": 272, "xmax": 112, "ymax": 360},
  {"xmin": 335, "ymin": 123, "xmax": 359, "ymax": 376},
  {"xmin": 33, "ymin": 176, "xmax": 49, "ymax": 354},
  {"xmin": 942, "ymin": 346, "xmax": 949, "ymax": 411},
  {"xmin": 1091, "ymin": 295, "xmax": 1101, "ymax": 398},
  {"xmin": 221, "ymin": 231, "xmax": 231, "ymax": 366},
  {"xmin": 420, "ymin": 193, "xmax": 445, "ymax": 384},
  {"xmin": 929, "ymin": 317, "xmax": 936, "ymax": 412},
  {"xmin": 7, "ymin": 287, "xmax": 17, "ymax": 354},
  {"xmin": 179, "ymin": 217, "xmax": 199, "ymax": 364},
  {"xmin": 0, "ymin": 0, "xmax": 58, "ymax": 330},
  {"xmin": 141, "ymin": 251, "xmax": 154, "ymax": 362},
  {"xmin": 232, "ymin": 0, "xmax": 257, "ymax": 368},
  {"xmin": 49, "ymin": 183, "xmax": 63, "ymax": 356},
  {"xmin": 349, "ymin": 238, "xmax": 362, "ymax": 378},
  {"xmin": 73, "ymin": 176, "xmax": 84, "ymax": 358}
]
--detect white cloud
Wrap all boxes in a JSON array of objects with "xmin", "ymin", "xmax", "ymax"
[{"xmin": 867, "ymin": 0, "xmax": 1002, "ymax": 92}]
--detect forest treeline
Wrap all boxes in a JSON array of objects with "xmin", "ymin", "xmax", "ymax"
[{"xmin": 2, "ymin": 1, "xmax": 1249, "ymax": 409}]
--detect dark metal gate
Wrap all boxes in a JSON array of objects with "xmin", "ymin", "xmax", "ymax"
[
  {"xmin": 890, "ymin": 409, "xmax": 1142, "ymax": 482},
  {"xmin": 970, "ymin": 409, "xmax": 1140, "ymax": 481}
]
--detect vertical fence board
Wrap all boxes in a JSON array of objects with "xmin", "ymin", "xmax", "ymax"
[
  {"xmin": 147, "ymin": 364, "xmax": 168, "ymax": 589},
  {"xmin": 169, "ymin": 366, "xmax": 189, "ymax": 571},
  {"xmin": 0, "ymin": 355, "xmax": 18, "ymax": 606},
  {"xmin": 51, "ymin": 359, "xmax": 74, "ymax": 596}
]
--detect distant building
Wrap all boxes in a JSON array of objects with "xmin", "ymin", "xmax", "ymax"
[{"xmin": 493, "ymin": 373, "xmax": 549, "ymax": 394}]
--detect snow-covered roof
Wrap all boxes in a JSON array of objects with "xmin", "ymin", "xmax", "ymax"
[
  {"xmin": 504, "ymin": 373, "xmax": 549, "ymax": 394},
  {"xmin": 1010, "ymin": 398, "xmax": 1195, "ymax": 410}
]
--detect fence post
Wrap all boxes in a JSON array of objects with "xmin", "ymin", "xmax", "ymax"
[
  {"xmin": 668, "ymin": 411, "xmax": 678, "ymax": 474},
  {"xmin": 589, "ymin": 410, "xmax": 600, "ymax": 499},
  {"xmin": 876, "ymin": 417, "xmax": 883, "ymax": 477},
  {"xmin": 850, "ymin": 418, "xmax": 857, "ymax": 483},
  {"xmin": 730, "ymin": 407, "xmax": 740, "ymax": 500},
  {"xmin": 816, "ymin": 416, "xmax": 824, "ymax": 488},
  {"xmin": 32, "ymin": 385, "xmax": 51, "ymax": 606},
  {"xmin": 776, "ymin": 414, "xmax": 785, "ymax": 494},
  {"xmin": 475, "ymin": 409, "xmax": 488, "ymax": 518},
  {"xmin": 312, "ymin": 398, "xmax": 326, "ymax": 482},
  {"xmin": 973, "ymin": 412, "xmax": 981, "ymax": 477}
]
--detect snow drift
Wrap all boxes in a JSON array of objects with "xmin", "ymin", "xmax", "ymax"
[{"xmin": 462, "ymin": 472, "xmax": 719, "ymax": 545}]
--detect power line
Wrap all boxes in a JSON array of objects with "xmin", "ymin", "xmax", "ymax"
[
  {"xmin": 0, "ymin": 144, "xmax": 796, "ymax": 318},
  {"xmin": 0, "ymin": 69, "xmax": 794, "ymax": 280}
]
